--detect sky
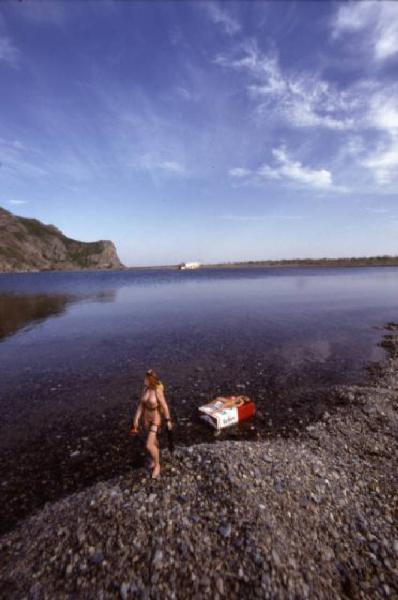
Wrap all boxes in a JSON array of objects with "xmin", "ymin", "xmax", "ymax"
[{"xmin": 0, "ymin": 0, "xmax": 397, "ymax": 266}]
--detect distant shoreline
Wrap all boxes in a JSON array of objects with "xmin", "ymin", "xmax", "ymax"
[
  {"xmin": 202, "ymin": 257, "xmax": 398, "ymax": 269},
  {"xmin": 126, "ymin": 256, "xmax": 398, "ymax": 270},
  {"xmin": 2, "ymin": 256, "xmax": 398, "ymax": 274}
]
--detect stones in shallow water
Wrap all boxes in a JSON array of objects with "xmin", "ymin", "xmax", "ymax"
[
  {"xmin": 1, "ymin": 414, "xmax": 398, "ymax": 599},
  {"xmin": 1, "ymin": 331, "xmax": 398, "ymax": 598},
  {"xmin": 152, "ymin": 549, "xmax": 163, "ymax": 569},
  {"xmin": 273, "ymin": 481, "xmax": 285, "ymax": 493},
  {"xmin": 89, "ymin": 551, "xmax": 104, "ymax": 565},
  {"xmin": 271, "ymin": 549, "xmax": 281, "ymax": 567},
  {"xmin": 120, "ymin": 582, "xmax": 130, "ymax": 600},
  {"xmin": 218, "ymin": 522, "xmax": 232, "ymax": 538},
  {"xmin": 215, "ymin": 576, "xmax": 225, "ymax": 595}
]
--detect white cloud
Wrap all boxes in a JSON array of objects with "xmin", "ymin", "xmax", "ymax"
[
  {"xmin": 275, "ymin": 215, "xmax": 303, "ymax": 221},
  {"xmin": 217, "ymin": 38, "xmax": 397, "ymax": 188},
  {"xmin": 229, "ymin": 147, "xmax": 333, "ymax": 190},
  {"xmin": 8, "ymin": 199, "xmax": 28, "ymax": 205},
  {"xmin": 220, "ymin": 214, "xmax": 303, "ymax": 222},
  {"xmin": 202, "ymin": 3, "xmax": 240, "ymax": 36},
  {"xmin": 365, "ymin": 207, "xmax": 389, "ymax": 214},
  {"xmin": 216, "ymin": 45, "xmax": 285, "ymax": 94},
  {"xmin": 333, "ymin": 1, "xmax": 398, "ymax": 61},
  {"xmin": 216, "ymin": 42, "xmax": 357, "ymax": 131},
  {"xmin": 328, "ymin": 3, "xmax": 398, "ymax": 185},
  {"xmin": 175, "ymin": 86, "xmax": 194, "ymax": 101},
  {"xmin": 360, "ymin": 90, "xmax": 398, "ymax": 184},
  {"xmin": 229, "ymin": 167, "xmax": 251, "ymax": 178},
  {"xmin": 257, "ymin": 164, "xmax": 280, "ymax": 180},
  {"xmin": 368, "ymin": 93, "xmax": 398, "ymax": 131},
  {"xmin": 0, "ymin": 34, "xmax": 19, "ymax": 66},
  {"xmin": 158, "ymin": 160, "xmax": 186, "ymax": 174},
  {"xmin": 134, "ymin": 154, "xmax": 186, "ymax": 176},
  {"xmin": 0, "ymin": 137, "xmax": 49, "ymax": 179},
  {"xmin": 361, "ymin": 134, "xmax": 398, "ymax": 185},
  {"xmin": 262, "ymin": 148, "xmax": 333, "ymax": 189},
  {"xmin": 221, "ymin": 215, "xmax": 263, "ymax": 222}
]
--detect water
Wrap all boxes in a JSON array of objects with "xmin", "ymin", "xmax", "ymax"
[
  {"xmin": 1, "ymin": 267, "xmax": 397, "ymax": 415},
  {"xmin": 1, "ymin": 266, "xmax": 397, "ymax": 531}
]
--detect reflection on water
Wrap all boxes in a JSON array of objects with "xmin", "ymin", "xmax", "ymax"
[
  {"xmin": 0, "ymin": 294, "xmax": 72, "ymax": 341},
  {"xmin": 0, "ymin": 266, "xmax": 397, "ymax": 422},
  {"xmin": 0, "ymin": 290, "xmax": 116, "ymax": 341}
]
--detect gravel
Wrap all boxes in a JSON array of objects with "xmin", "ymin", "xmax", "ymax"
[{"xmin": 1, "ymin": 330, "xmax": 398, "ymax": 599}]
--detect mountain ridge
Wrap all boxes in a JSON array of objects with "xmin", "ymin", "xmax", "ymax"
[{"xmin": 0, "ymin": 207, "xmax": 124, "ymax": 272}]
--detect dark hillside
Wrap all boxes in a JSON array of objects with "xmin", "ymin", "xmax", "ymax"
[{"xmin": 0, "ymin": 207, "xmax": 124, "ymax": 272}]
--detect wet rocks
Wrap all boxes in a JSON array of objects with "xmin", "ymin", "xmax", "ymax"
[
  {"xmin": 152, "ymin": 549, "xmax": 164, "ymax": 569},
  {"xmin": 1, "ymin": 404, "xmax": 397, "ymax": 599},
  {"xmin": 218, "ymin": 522, "xmax": 232, "ymax": 538},
  {"xmin": 0, "ymin": 330, "xmax": 398, "ymax": 598}
]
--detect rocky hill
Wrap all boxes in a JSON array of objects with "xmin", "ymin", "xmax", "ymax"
[{"xmin": 0, "ymin": 207, "xmax": 124, "ymax": 271}]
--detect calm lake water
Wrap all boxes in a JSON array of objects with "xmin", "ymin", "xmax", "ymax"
[
  {"xmin": 1, "ymin": 266, "xmax": 398, "ymax": 532},
  {"xmin": 1, "ymin": 267, "xmax": 398, "ymax": 417}
]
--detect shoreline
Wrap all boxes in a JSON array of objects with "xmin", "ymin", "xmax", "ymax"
[
  {"xmin": 202, "ymin": 260, "xmax": 398, "ymax": 270},
  {"xmin": 1, "ymin": 326, "xmax": 397, "ymax": 597},
  {"xmin": 2, "ymin": 259, "xmax": 398, "ymax": 274},
  {"xmin": 0, "ymin": 339, "xmax": 383, "ymax": 536}
]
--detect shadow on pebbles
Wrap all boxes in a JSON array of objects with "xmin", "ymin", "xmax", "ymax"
[{"xmin": 1, "ymin": 334, "xmax": 398, "ymax": 599}]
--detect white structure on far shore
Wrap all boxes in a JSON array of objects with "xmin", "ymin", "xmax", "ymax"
[{"xmin": 179, "ymin": 261, "xmax": 201, "ymax": 270}]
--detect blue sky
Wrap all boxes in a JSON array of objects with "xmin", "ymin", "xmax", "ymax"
[{"xmin": 0, "ymin": 0, "xmax": 397, "ymax": 266}]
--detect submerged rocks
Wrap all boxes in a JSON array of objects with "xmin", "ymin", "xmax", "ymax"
[{"xmin": 218, "ymin": 522, "xmax": 232, "ymax": 539}]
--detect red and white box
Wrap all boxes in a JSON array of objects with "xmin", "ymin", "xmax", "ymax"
[{"xmin": 199, "ymin": 395, "xmax": 256, "ymax": 430}]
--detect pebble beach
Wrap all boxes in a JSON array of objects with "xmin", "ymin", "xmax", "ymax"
[{"xmin": 1, "ymin": 326, "xmax": 397, "ymax": 599}]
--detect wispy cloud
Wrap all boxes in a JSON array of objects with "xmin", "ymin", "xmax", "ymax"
[
  {"xmin": 0, "ymin": 34, "xmax": 19, "ymax": 67},
  {"xmin": 134, "ymin": 154, "xmax": 186, "ymax": 176},
  {"xmin": 229, "ymin": 147, "xmax": 333, "ymax": 190},
  {"xmin": 158, "ymin": 160, "xmax": 186, "ymax": 174},
  {"xmin": 361, "ymin": 135, "xmax": 398, "ymax": 185},
  {"xmin": 0, "ymin": 138, "xmax": 48, "ymax": 179},
  {"xmin": 175, "ymin": 86, "xmax": 196, "ymax": 101},
  {"xmin": 365, "ymin": 207, "xmax": 389, "ymax": 214},
  {"xmin": 221, "ymin": 215, "xmax": 263, "ymax": 222},
  {"xmin": 220, "ymin": 214, "xmax": 303, "ymax": 222},
  {"xmin": 329, "ymin": 4, "xmax": 398, "ymax": 185},
  {"xmin": 229, "ymin": 167, "xmax": 251, "ymax": 178},
  {"xmin": 0, "ymin": 132, "xmax": 112, "ymax": 184},
  {"xmin": 215, "ymin": 41, "xmax": 357, "ymax": 131},
  {"xmin": 9, "ymin": 0, "xmax": 118, "ymax": 27},
  {"xmin": 8, "ymin": 199, "xmax": 28, "ymax": 205},
  {"xmin": 260, "ymin": 148, "xmax": 333, "ymax": 189},
  {"xmin": 10, "ymin": 1, "xmax": 69, "ymax": 26},
  {"xmin": 201, "ymin": 2, "xmax": 240, "ymax": 36},
  {"xmin": 217, "ymin": 34, "xmax": 398, "ymax": 188},
  {"xmin": 332, "ymin": 1, "xmax": 398, "ymax": 62},
  {"xmin": 360, "ymin": 89, "xmax": 398, "ymax": 184}
]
